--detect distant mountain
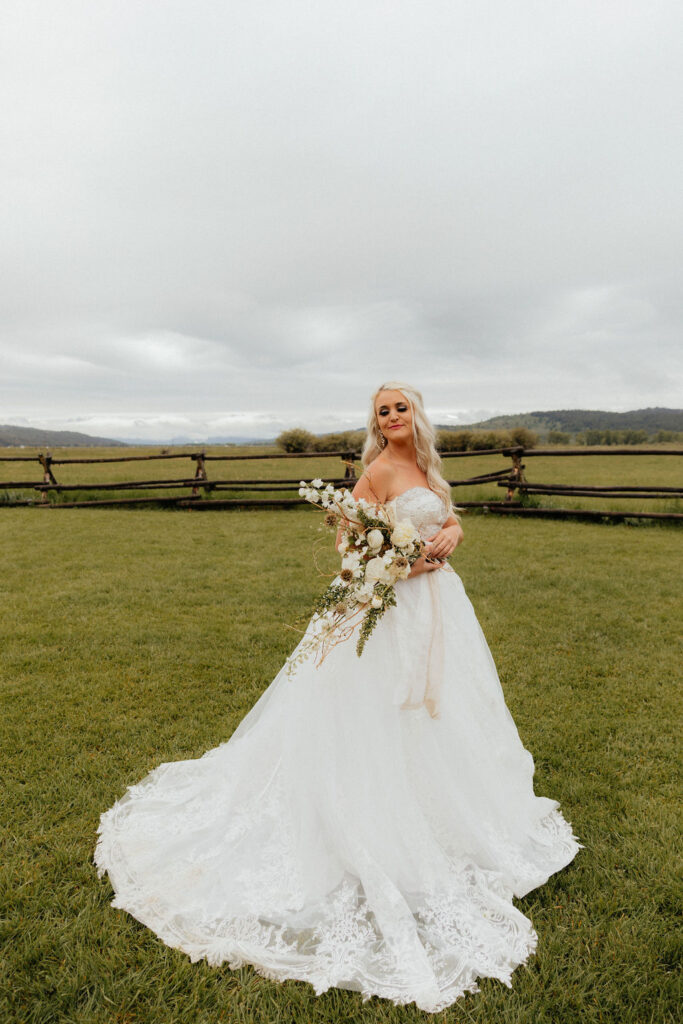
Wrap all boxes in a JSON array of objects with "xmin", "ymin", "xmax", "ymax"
[
  {"xmin": 446, "ymin": 407, "xmax": 683, "ymax": 434},
  {"xmin": 0, "ymin": 424, "xmax": 128, "ymax": 447},
  {"xmin": 170, "ymin": 435, "xmax": 273, "ymax": 446}
]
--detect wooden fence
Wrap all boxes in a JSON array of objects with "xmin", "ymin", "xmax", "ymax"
[{"xmin": 1, "ymin": 445, "xmax": 681, "ymax": 521}]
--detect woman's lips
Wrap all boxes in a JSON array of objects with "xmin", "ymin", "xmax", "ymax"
[{"xmin": 389, "ymin": 423, "xmax": 404, "ymax": 430}]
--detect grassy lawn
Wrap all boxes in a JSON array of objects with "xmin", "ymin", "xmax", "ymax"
[
  {"xmin": 1, "ymin": 509, "xmax": 680, "ymax": 1023},
  {"xmin": 1, "ymin": 444, "xmax": 681, "ymax": 516}
]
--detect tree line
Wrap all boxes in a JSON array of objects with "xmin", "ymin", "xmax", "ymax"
[{"xmin": 277, "ymin": 426, "xmax": 682, "ymax": 454}]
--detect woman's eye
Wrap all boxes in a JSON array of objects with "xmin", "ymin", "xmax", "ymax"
[{"xmin": 379, "ymin": 410, "xmax": 388, "ymax": 417}]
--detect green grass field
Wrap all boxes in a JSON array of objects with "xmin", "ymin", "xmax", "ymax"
[
  {"xmin": 1, "ymin": 444, "xmax": 681, "ymax": 516},
  {"xmin": 1, "ymin": 509, "xmax": 680, "ymax": 1023}
]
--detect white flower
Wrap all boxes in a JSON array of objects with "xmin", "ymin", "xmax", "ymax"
[
  {"xmin": 298, "ymin": 487, "xmax": 306, "ymax": 497},
  {"xmin": 355, "ymin": 582, "xmax": 374, "ymax": 602},
  {"xmin": 366, "ymin": 529, "xmax": 384, "ymax": 551},
  {"xmin": 342, "ymin": 551, "xmax": 362, "ymax": 570},
  {"xmin": 337, "ymin": 534, "xmax": 349, "ymax": 553},
  {"xmin": 390, "ymin": 520, "xmax": 418, "ymax": 548},
  {"xmin": 333, "ymin": 489, "xmax": 343, "ymax": 502},
  {"xmin": 365, "ymin": 556, "xmax": 392, "ymax": 586},
  {"xmin": 299, "ymin": 480, "xmax": 306, "ymax": 487},
  {"xmin": 388, "ymin": 560, "xmax": 411, "ymax": 581},
  {"xmin": 312, "ymin": 478, "xmax": 323, "ymax": 488},
  {"xmin": 371, "ymin": 595, "xmax": 383, "ymax": 609}
]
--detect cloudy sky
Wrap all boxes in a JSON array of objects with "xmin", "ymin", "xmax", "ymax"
[{"xmin": 1, "ymin": 1, "xmax": 681, "ymax": 440}]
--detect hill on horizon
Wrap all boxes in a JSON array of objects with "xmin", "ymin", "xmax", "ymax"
[
  {"xmin": 448, "ymin": 407, "xmax": 683, "ymax": 434},
  {"xmin": 0, "ymin": 424, "xmax": 128, "ymax": 448}
]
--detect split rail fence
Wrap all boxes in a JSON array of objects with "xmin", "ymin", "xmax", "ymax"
[{"xmin": 1, "ymin": 446, "xmax": 682, "ymax": 521}]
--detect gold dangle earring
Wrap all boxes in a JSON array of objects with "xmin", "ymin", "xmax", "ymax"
[{"xmin": 378, "ymin": 430, "xmax": 387, "ymax": 449}]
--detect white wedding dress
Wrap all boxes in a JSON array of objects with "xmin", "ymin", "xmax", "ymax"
[{"xmin": 95, "ymin": 488, "xmax": 580, "ymax": 1013}]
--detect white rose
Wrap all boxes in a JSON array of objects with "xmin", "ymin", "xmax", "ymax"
[
  {"xmin": 390, "ymin": 520, "xmax": 417, "ymax": 548},
  {"xmin": 371, "ymin": 595, "xmax": 383, "ymax": 609},
  {"xmin": 366, "ymin": 529, "xmax": 384, "ymax": 552},
  {"xmin": 365, "ymin": 556, "xmax": 391, "ymax": 586}
]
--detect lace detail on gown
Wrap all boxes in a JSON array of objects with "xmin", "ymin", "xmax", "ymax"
[{"xmin": 95, "ymin": 487, "xmax": 581, "ymax": 1013}]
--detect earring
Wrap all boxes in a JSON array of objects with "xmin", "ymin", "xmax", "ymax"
[{"xmin": 378, "ymin": 432, "xmax": 387, "ymax": 449}]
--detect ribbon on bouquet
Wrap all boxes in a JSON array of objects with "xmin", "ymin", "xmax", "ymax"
[{"xmin": 400, "ymin": 567, "xmax": 452, "ymax": 719}]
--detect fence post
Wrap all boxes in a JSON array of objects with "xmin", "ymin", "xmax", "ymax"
[
  {"xmin": 191, "ymin": 451, "xmax": 208, "ymax": 497},
  {"xmin": 38, "ymin": 451, "xmax": 57, "ymax": 502},
  {"xmin": 343, "ymin": 451, "xmax": 358, "ymax": 482},
  {"xmin": 505, "ymin": 446, "xmax": 527, "ymax": 502}
]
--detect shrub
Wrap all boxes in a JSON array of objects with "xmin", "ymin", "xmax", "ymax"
[
  {"xmin": 578, "ymin": 428, "xmax": 650, "ymax": 447},
  {"xmin": 508, "ymin": 427, "xmax": 538, "ymax": 448},
  {"xmin": 622, "ymin": 429, "xmax": 649, "ymax": 445},
  {"xmin": 655, "ymin": 430, "xmax": 683, "ymax": 443},
  {"xmin": 469, "ymin": 430, "xmax": 511, "ymax": 451},
  {"xmin": 276, "ymin": 428, "xmax": 315, "ymax": 453},
  {"xmin": 437, "ymin": 430, "xmax": 472, "ymax": 452},
  {"xmin": 548, "ymin": 430, "xmax": 572, "ymax": 445},
  {"xmin": 311, "ymin": 430, "xmax": 365, "ymax": 453}
]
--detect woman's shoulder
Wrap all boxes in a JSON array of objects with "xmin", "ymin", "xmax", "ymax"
[{"xmin": 354, "ymin": 458, "xmax": 394, "ymax": 503}]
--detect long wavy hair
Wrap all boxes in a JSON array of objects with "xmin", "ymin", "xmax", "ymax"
[{"xmin": 361, "ymin": 381, "xmax": 460, "ymax": 517}]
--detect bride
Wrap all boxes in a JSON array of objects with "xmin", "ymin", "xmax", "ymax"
[{"xmin": 95, "ymin": 381, "xmax": 580, "ymax": 1013}]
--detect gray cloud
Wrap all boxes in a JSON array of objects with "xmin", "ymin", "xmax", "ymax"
[{"xmin": 1, "ymin": 0, "xmax": 681, "ymax": 439}]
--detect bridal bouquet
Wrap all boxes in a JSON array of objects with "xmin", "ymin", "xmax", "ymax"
[{"xmin": 285, "ymin": 479, "xmax": 425, "ymax": 674}]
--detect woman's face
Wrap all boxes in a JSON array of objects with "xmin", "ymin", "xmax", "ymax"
[{"xmin": 375, "ymin": 390, "xmax": 413, "ymax": 443}]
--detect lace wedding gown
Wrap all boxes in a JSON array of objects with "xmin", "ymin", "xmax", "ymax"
[{"xmin": 95, "ymin": 487, "xmax": 580, "ymax": 1013}]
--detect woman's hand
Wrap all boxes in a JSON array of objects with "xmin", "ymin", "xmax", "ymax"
[
  {"xmin": 424, "ymin": 523, "xmax": 464, "ymax": 561},
  {"xmin": 408, "ymin": 555, "xmax": 446, "ymax": 578}
]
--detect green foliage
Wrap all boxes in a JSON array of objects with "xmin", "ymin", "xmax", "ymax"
[
  {"xmin": 577, "ymin": 429, "xmax": 651, "ymax": 446},
  {"xmin": 356, "ymin": 586, "xmax": 396, "ymax": 656},
  {"xmin": 438, "ymin": 428, "xmax": 537, "ymax": 451},
  {"xmin": 654, "ymin": 429, "xmax": 683, "ymax": 443},
  {"xmin": 548, "ymin": 430, "xmax": 572, "ymax": 445},
  {"xmin": 0, "ymin": 510, "xmax": 679, "ymax": 1023},
  {"xmin": 311, "ymin": 430, "xmax": 365, "ymax": 453},
  {"xmin": 276, "ymin": 428, "xmax": 316, "ymax": 453},
  {"xmin": 469, "ymin": 430, "xmax": 511, "ymax": 450},
  {"xmin": 508, "ymin": 426, "xmax": 538, "ymax": 448},
  {"xmin": 436, "ymin": 429, "xmax": 473, "ymax": 451}
]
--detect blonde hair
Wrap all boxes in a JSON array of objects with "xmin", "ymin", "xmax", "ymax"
[{"xmin": 362, "ymin": 380, "xmax": 460, "ymax": 518}]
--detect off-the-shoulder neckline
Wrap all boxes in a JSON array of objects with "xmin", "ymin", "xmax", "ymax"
[{"xmin": 389, "ymin": 485, "xmax": 436, "ymax": 501}]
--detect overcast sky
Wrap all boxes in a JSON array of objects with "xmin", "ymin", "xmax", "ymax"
[{"xmin": 1, "ymin": 0, "xmax": 681, "ymax": 440}]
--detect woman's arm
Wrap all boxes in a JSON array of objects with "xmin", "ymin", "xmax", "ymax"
[
  {"xmin": 334, "ymin": 468, "xmax": 389, "ymax": 550},
  {"xmin": 423, "ymin": 515, "xmax": 464, "ymax": 561}
]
